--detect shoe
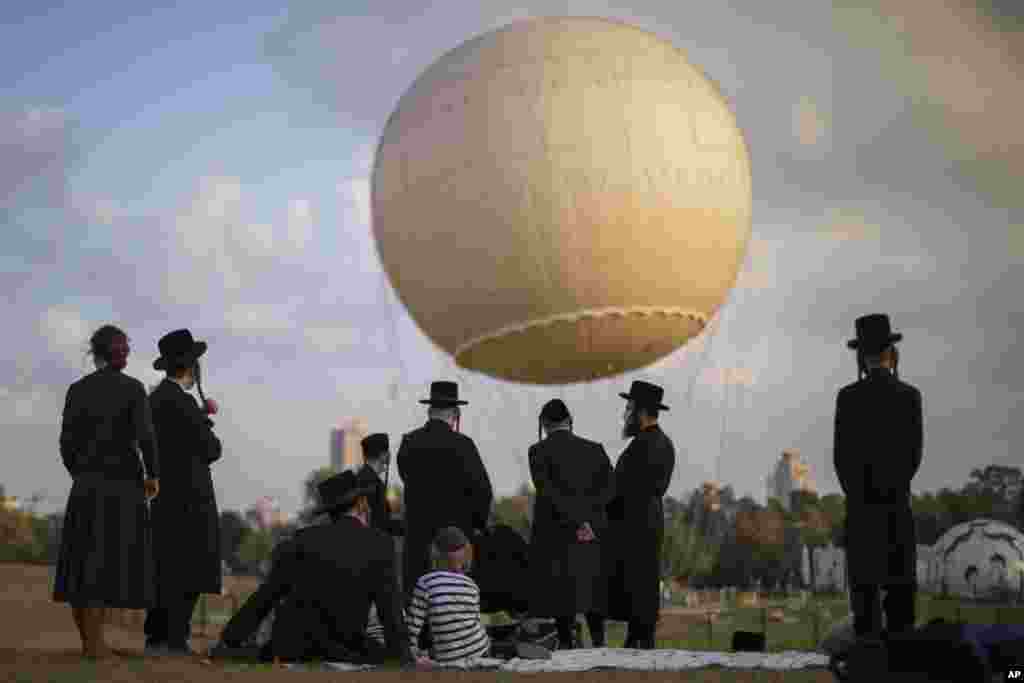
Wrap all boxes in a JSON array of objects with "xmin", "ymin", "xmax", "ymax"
[
  {"xmin": 144, "ymin": 643, "xmax": 173, "ymax": 657},
  {"xmin": 514, "ymin": 642, "xmax": 552, "ymax": 660},
  {"xmin": 523, "ymin": 630, "xmax": 559, "ymax": 651},
  {"xmin": 164, "ymin": 644, "xmax": 195, "ymax": 656}
]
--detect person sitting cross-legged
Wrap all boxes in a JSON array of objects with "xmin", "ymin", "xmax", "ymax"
[{"xmin": 407, "ymin": 527, "xmax": 553, "ymax": 667}]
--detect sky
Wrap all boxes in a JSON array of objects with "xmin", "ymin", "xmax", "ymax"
[{"xmin": 2, "ymin": 0, "xmax": 1021, "ymax": 518}]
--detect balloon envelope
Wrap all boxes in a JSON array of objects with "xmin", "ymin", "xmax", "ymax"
[{"xmin": 372, "ymin": 16, "xmax": 752, "ymax": 384}]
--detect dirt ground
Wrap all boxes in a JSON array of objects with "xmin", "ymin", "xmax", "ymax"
[{"xmin": 0, "ymin": 563, "xmax": 834, "ymax": 682}]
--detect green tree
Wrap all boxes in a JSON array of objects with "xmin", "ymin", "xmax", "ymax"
[
  {"xmin": 237, "ymin": 528, "xmax": 274, "ymax": 569},
  {"xmin": 661, "ymin": 515, "xmax": 719, "ymax": 581},
  {"xmin": 492, "ymin": 496, "xmax": 531, "ymax": 541}
]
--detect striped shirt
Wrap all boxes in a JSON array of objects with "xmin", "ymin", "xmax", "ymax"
[{"xmin": 407, "ymin": 571, "xmax": 490, "ymax": 663}]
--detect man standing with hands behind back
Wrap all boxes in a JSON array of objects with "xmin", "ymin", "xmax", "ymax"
[
  {"xmin": 528, "ymin": 398, "xmax": 615, "ymax": 650},
  {"xmin": 145, "ymin": 329, "xmax": 224, "ymax": 656}
]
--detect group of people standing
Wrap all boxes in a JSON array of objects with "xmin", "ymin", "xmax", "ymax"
[{"xmin": 51, "ymin": 311, "xmax": 927, "ymax": 667}]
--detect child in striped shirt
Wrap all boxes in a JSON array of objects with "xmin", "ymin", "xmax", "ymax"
[{"xmin": 407, "ymin": 526, "xmax": 491, "ymax": 663}]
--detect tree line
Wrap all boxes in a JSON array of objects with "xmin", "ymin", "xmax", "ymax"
[{"xmin": 3, "ymin": 465, "xmax": 1021, "ymax": 581}]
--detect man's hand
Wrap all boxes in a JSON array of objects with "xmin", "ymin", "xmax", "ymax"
[
  {"xmin": 576, "ymin": 522, "xmax": 596, "ymax": 543},
  {"xmin": 415, "ymin": 656, "xmax": 435, "ymax": 670},
  {"xmin": 144, "ymin": 478, "xmax": 160, "ymax": 502}
]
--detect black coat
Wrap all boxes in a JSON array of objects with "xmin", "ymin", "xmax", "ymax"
[
  {"xmin": 528, "ymin": 430, "xmax": 615, "ymax": 617},
  {"xmin": 396, "ymin": 419, "xmax": 493, "ymax": 599},
  {"xmin": 53, "ymin": 367, "xmax": 160, "ymax": 608},
  {"xmin": 605, "ymin": 424, "xmax": 675, "ymax": 623},
  {"xmin": 149, "ymin": 379, "xmax": 223, "ymax": 599},
  {"xmin": 356, "ymin": 464, "xmax": 404, "ymax": 537},
  {"xmin": 834, "ymin": 368, "xmax": 923, "ymax": 586},
  {"xmin": 223, "ymin": 517, "xmax": 412, "ymax": 663}
]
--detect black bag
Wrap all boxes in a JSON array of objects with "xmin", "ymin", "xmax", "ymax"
[
  {"xmin": 830, "ymin": 625, "xmax": 990, "ymax": 683},
  {"xmin": 731, "ymin": 631, "xmax": 765, "ymax": 652}
]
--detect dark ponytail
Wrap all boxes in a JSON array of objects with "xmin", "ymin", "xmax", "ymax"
[{"xmin": 89, "ymin": 325, "xmax": 128, "ymax": 368}]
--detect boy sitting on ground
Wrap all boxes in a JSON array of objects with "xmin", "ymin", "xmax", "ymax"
[{"xmin": 407, "ymin": 527, "xmax": 552, "ymax": 666}]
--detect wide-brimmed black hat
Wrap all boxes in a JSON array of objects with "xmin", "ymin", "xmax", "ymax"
[
  {"xmin": 361, "ymin": 433, "xmax": 389, "ymax": 459},
  {"xmin": 419, "ymin": 381, "xmax": 468, "ymax": 406},
  {"xmin": 153, "ymin": 329, "xmax": 208, "ymax": 371},
  {"xmin": 539, "ymin": 398, "xmax": 571, "ymax": 423},
  {"xmin": 619, "ymin": 380, "xmax": 670, "ymax": 411},
  {"xmin": 314, "ymin": 470, "xmax": 375, "ymax": 515},
  {"xmin": 847, "ymin": 314, "xmax": 903, "ymax": 352}
]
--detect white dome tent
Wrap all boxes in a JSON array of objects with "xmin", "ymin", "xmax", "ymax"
[{"xmin": 932, "ymin": 518, "xmax": 1024, "ymax": 599}]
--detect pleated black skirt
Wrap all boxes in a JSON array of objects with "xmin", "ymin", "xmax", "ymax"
[{"xmin": 52, "ymin": 473, "xmax": 154, "ymax": 608}]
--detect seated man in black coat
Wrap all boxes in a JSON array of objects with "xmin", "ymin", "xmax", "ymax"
[{"xmin": 211, "ymin": 470, "xmax": 417, "ymax": 665}]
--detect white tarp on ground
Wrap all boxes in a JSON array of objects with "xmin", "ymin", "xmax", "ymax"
[{"xmin": 284, "ymin": 648, "xmax": 830, "ymax": 672}]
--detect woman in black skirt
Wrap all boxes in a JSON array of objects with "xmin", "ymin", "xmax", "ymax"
[{"xmin": 53, "ymin": 325, "xmax": 160, "ymax": 658}]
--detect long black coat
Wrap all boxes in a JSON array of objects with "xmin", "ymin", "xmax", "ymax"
[
  {"xmin": 834, "ymin": 368, "xmax": 923, "ymax": 586},
  {"xmin": 356, "ymin": 464, "xmax": 404, "ymax": 537},
  {"xmin": 222, "ymin": 517, "xmax": 412, "ymax": 663},
  {"xmin": 396, "ymin": 419, "xmax": 493, "ymax": 599},
  {"xmin": 605, "ymin": 424, "xmax": 675, "ymax": 624},
  {"xmin": 528, "ymin": 430, "xmax": 615, "ymax": 617},
  {"xmin": 149, "ymin": 379, "xmax": 223, "ymax": 599},
  {"xmin": 53, "ymin": 367, "xmax": 160, "ymax": 608}
]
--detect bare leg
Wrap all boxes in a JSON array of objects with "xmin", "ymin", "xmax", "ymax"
[
  {"xmin": 72, "ymin": 607, "xmax": 87, "ymax": 653},
  {"xmin": 83, "ymin": 607, "xmax": 114, "ymax": 659}
]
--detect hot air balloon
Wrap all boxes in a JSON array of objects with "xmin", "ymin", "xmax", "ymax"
[{"xmin": 372, "ymin": 16, "xmax": 752, "ymax": 385}]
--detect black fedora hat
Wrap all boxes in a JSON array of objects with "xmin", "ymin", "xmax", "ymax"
[
  {"xmin": 361, "ymin": 433, "xmax": 389, "ymax": 459},
  {"xmin": 314, "ymin": 470, "xmax": 375, "ymax": 515},
  {"xmin": 419, "ymin": 381, "xmax": 468, "ymax": 406},
  {"xmin": 847, "ymin": 313, "xmax": 903, "ymax": 352},
  {"xmin": 153, "ymin": 329, "xmax": 208, "ymax": 371},
  {"xmin": 619, "ymin": 380, "xmax": 670, "ymax": 411}
]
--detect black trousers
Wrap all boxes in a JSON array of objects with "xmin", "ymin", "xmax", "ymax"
[
  {"xmin": 850, "ymin": 583, "xmax": 915, "ymax": 636},
  {"xmin": 144, "ymin": 592, "xmax": 200, "ymax": 648},
  {"xmin": 555, "ymin": 614, "xmax": 607, "ymax": 647},
  {"xmin": 624, "ymin": 621, "xmax": 656, "ymax": 649}
]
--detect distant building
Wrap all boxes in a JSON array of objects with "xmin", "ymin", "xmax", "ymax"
[
  {"xmin": 329, "ymin": 418, "xmax": 369, "ymax": 470},
  {"xmin": 765, "ymin": 450, "xmax": 816, "ymax": 511}
]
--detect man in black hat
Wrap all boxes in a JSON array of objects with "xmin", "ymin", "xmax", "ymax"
[
  {"xmin": 215, "ymin": 470, "xmax": 418, "ymax": 665},
  {"xmin": 834, "ymin": 313, "xmax": 923, "ymax": 638},
  {"xmin": 397, "ymin": 381, "xmax": 493, "ymax": 603},
  {"xmin": 358, "ymin": 433, "xmax": 403, "ymax": 537},
  {"xmin": 605, "ymin": 380, "xmax": 676, "ymax": 649},
  {"xmin": 145, "ymin": 329, "xmax": 223, "ymax": 656},
  {"xmin": 527, "ymin": 398, "xmax": 615, "ymax": 649}
]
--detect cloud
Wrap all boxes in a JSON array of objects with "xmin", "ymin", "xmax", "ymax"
[
  {"xmin": 339, "ymin": 177, "xmax": 370, "ymax": 228},
  {"xmin": 0, "ymin": 385, "xmax": 62, "ymax": 426},
  {"xmin": 38, "ymin": 305, "xmax": 92, "ymax": 371},
  {"xmin": 285, "ymin": 198, "xmax": 314, "ymax": 251},
  {"xmin": 700, "ymin": 366, "xmax": 757, "ymax": 386},
  {"xmin": 832, "ymin": 0, "xmax": 1023, "ymax": 209},
  {"xmin": 818, "ymin": 207, "xmax": 882, "ymax": 242},
  {"xmin": 0, "ymin": 106, "xmax": 74, "ymax": 212},
  {"xmin": 303, "ymin": 325, "xmax": 362, "ymax": 354},
  {"xmin": 223, "ymin": 302, "xmax": 298, "ymax": 334},
  {"xmin": 793, "ymin": 95, "xmax": 830, "ymax": 148}
]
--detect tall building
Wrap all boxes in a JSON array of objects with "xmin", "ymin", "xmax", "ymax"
[
  {"xmin": 764, "ymin": 449, "xmax": 816, "ymax": 510},
  {"xmin": 329, "ymin": 418, "xmax": 369, "ymax": 470}
]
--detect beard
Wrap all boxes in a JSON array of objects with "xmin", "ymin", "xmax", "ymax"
[{"xmin": 622, "ymin": 413, "xmax": 641, "ymax": 439}]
